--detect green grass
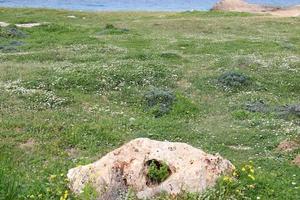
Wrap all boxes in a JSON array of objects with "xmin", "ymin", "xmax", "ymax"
[{"xmin": 0, "ymin": 7, "xmax": 299, "ymax": 200}]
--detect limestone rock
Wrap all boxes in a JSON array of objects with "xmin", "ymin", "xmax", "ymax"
[
  {"xmin": 67, "ymin": 138, "xmax": 234, "ymax": 199},
  {"xmin": 0, "ymin": 22, "xmax": 10, "ymax": 27},
  {"xmin": 15, "ymin": 23, "xmax": 42, "ymax": 28},
  {"xmin": 212, "ymin": 0, "xmax": 277, "ymax": 12}
]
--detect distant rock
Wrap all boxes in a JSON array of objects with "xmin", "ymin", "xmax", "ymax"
[
  {"xmin": 67, "ymin": 15, "xmax": 77, "ymax": 19},
  {"xmin": 15, "ymin": 23, "xmax": 43, "ymax": 28},
  {"xmin": 212, "ymin": 0, "xmax": 278, "ymax": 13},
  {"xmin": 212, "ymin": 0, "xmax": 300, "ymax": 17},
  {"xmin": 0, "ymin": 22, "xmax": 10, "ymax": 27},
  {"xmin": 67, "ymin": 138, "xmax": 234, "ymax": 199}
]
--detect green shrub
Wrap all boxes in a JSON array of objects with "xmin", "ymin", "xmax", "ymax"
[
  {"xmin": 0, "ymin": 26, "xmax": 27, "ymax": 38},
  {"xmin": 105, "ymin": 24, "xmax": 115, "ymax": 29},
  {"xmin": 232, "ymin": 110, "xmax": 250, "ymax": 120},
  {"xmin": 218, "ymin": 71, "xmax": 251, "ymax": 89},
  {"xmin": 78, "ymin": 184, "xmax": 99, "ymax": 200},
  {"xmin": 146, "ymin": 160, "xmax": 170, "ymax": 185},
  {"xmin": 98, "ymin": 24, "xmax": 129, "ymax": 35},
  {"xmin": 160, "ymin": 52, "xmax": 181, "ymax": 59},
  {"xmin": 245, "ymin": 100, "xmax": 270, "ymax": 113},
  {"xmin": 144, "ymin": 88, "xmax": 176, "ymax": 117},
  {"xmin": 276, "ymin": 104, "xmax": 300, "ymax": 119}
]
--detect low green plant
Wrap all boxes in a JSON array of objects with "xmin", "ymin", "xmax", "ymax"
[
  {"xmin": 218, "ymin": 71, "xmax": 251, "ymax": 90},
  {"xmin": 0, "ymin": 169, "xmax": 19, "ymax": 200},
  {"xmin": 160, "ymin": 52, "xmax": 181, "ymax": 59},
  {"xmin": 99, "ymin": 24, "xmax": 129, "ymax": 35},
  {"xmin": 147, "ymin": 160, "xmax": 170, "ymax": 184},
  {"xmin": 78, "ymin": 184, "xmax": 99, "ymax": 200},
  {"xmin": 105, "ymin": 24, "xmax": 115, "ymax": 29},
  {"xmin": 0, "ymin": 157, "xmax": 19, "ymax": 200},
  {"xmin": 144, "ymin": 88, "xmax": 176, "ymax": 117},
  {"xmin": 0, "ymin": 26, "xmax": 27, "ymax": 38}
]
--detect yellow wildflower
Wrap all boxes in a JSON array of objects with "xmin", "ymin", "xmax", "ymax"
[
  {"xmin": 233, "ymin": 171, "xmax": 238, "ymax": 177},
  {"xmin": 60, "ymin": 190, "xmax": 69, "ymax": 200},
  {"xmin": 50, "ymin": 174, "xmax": 57, "ymax": 179},
  {"xmin": 248, "ymin": 174, "xmax": 255, "ymax": 181},
  {"xmin": 223, "ymin": 176, "xmax": 233, "ymax": 183}
]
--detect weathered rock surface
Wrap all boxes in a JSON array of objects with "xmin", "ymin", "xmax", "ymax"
[
  {"xmin": 68, "ymin": 138, "xmax": 234, "ymax": 199},
  {"xmin": 212, "ymin": 0, "xmax": 300, "ymax": 17},
  {"xmin": 212, "ymin": 0, "xmax": 277, "ymax": 12}
]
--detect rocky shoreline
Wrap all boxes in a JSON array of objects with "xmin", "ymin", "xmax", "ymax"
[{"xmin": 212, "ymin": 0, "xmax": 300, "ymax": 17}]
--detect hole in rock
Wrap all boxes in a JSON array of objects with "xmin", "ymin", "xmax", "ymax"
[{"xmin": 145, "ymin": 159, "xmax": 171, "ymax": 186}]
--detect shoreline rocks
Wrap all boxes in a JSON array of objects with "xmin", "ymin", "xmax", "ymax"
[{"xmin": 212, "ymin": 0, "xmax": 300, "ymax": 17}]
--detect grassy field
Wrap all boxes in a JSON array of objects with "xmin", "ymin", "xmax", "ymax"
[{"xmin": 0, "ymin": 7, "xmax": 299, "ymax": 200}]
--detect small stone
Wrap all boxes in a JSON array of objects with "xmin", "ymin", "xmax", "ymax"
[
  {"xmin": 0, "ymin": 22, "xmax": 10, "ymax": 27},
  {"xmin": 15, "ymin": 23, "xmax": 42, "ymax": 28},
  {"xmin": 129, "ymin": 117, "xmax": 136, "ymax": 122},
  {"xmin": 67, "ymin": 15, "xmax": 77, "ymax": 18}
]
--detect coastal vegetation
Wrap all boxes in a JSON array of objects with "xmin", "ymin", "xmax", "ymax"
[{"xmin": 0, "ymin": 7, "xmax": 299, "ymax": 199}]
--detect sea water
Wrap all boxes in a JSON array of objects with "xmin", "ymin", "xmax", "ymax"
[{"xmin": 0, "ymin": 0, "xmax": 299, "ymax": 11}]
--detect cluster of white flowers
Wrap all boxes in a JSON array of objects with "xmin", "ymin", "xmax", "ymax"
[{"xmin": 1, "ymin": 80, "xmax": 68, "ymax": 109}]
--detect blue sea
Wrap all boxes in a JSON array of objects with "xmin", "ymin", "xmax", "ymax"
[{"xmin": 0, "ymin": 0, "xmax": 299, "ymax": 11}]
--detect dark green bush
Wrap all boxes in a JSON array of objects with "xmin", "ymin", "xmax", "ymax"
[
  {"xmin": 160, "ymin": 52, "xmax": 181, "ymax": 59},
  {"xmin": 218, "ymin": 71, "xmax": 250, "ymax": 89},
  {"xmin": 276, "ymin": 104, "xmax": 300, "ymax": 119},
  {"xmin": 144, "ymin": 88, "xmax": 175, "ymax": 117},
  {"xmin": 0, "ymin": 27, "xmax": 27, "ymax": 38},
  {"xmin": 105, "ymin": 24, "xmax": 115, "ymax": 29},
  {"xmin": 98, "ymin": 24, "xmax": 129, "ymax": 35},
  {"xmin": 245, "ymin": 100, "xmax": 269, "ymax": 113}
]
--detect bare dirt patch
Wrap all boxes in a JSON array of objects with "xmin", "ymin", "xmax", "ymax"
[
  {"xmin": 276, "ymin": 139, "xmax": 299, "ymax": 153},
  {"xmin": 19, "ymin": 138, "xmax": 36, "ymax": 151},
  {"xmin": 66, "ymin": 147, "xmax": 81, "ymax": 158},
  {"xmin": 292, "ymin": 155, "xmax": 300, "ymax": 167}
]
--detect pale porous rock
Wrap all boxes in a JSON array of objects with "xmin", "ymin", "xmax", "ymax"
[
  {"xmin": 68, "ymin": 138, "xmax": 234, "ymax": 199},
  {"xmin": 0, "ymin": 22, "xmax": 10, "ymax": 27},
  {"xmin": 15, "ymin": 23, "xmax": 43, "ymax": 28}
]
